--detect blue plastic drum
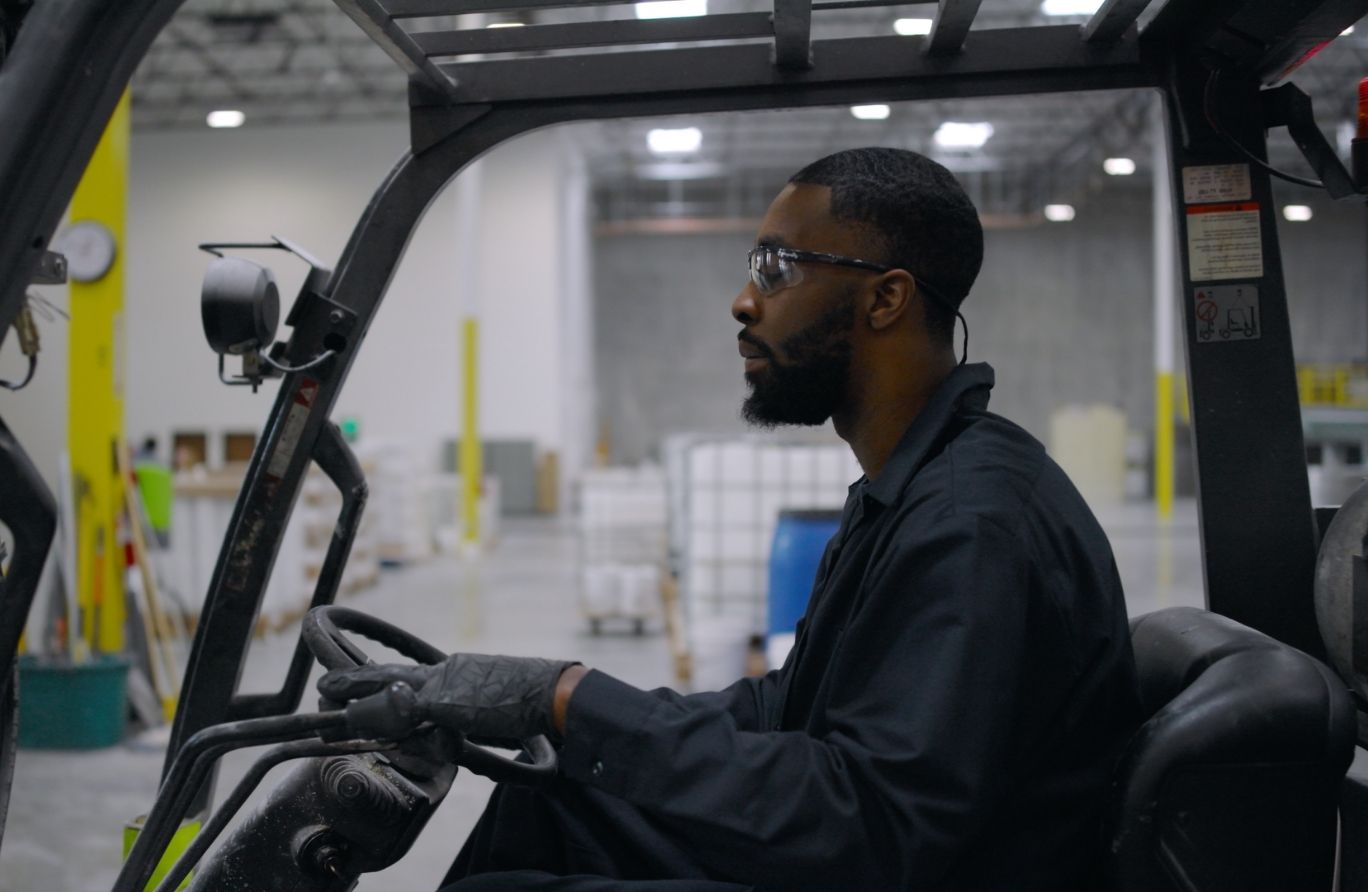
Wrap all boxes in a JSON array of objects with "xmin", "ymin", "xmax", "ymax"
[{"xmin": 766, "ymin": 509, "xmax": 842, "ymax": 667}]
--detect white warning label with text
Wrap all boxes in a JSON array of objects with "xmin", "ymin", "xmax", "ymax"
[
  {"xmin": 1186, "ymin": 202, "xmax": 1263, "ymax": 282},
  {"xmin": 1182, "ymin": 164, "xmax": 1252, "ymax": 204}
]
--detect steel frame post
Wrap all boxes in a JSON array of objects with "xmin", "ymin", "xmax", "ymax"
[
  {"xmin": 1161, "ymin": 55, "xmax": 1324, "ymax": 658},
  {"xmin": 0, "ymin": 415, "xmax": 57, "ymax": 839}
]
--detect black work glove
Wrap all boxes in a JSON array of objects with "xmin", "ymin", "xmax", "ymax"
[{"xmin": 317, "ymin": 653, "xmax": 578, "ymax": 744}]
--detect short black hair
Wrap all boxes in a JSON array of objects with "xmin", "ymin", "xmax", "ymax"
[{"xmin": 789, "ymin": 147, "xmax": 983, "ymax": 346}]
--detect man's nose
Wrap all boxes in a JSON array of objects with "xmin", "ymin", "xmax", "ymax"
[{"xmin": 732, "ymin": 283, "xmax": 759, "ymax": 325}]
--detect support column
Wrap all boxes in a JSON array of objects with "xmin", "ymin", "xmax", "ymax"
[
  {"xmin": 462, "ymin": 317, "xmax": 481, "ymax": 546},
  {"xmin": 454, "ymin": 161, "xmax": 484, "ymax": 548},
  {"xmin": 67, "ymin": 90, "xmax": 129, "ymax": 655},
  {"xmin": 1152, "ymin": 99, "xmax": 1177, "ymax": 521}
]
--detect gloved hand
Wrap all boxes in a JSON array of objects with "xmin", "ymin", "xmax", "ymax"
[{"xmin": 317, "ymin": 653, "xmax": 579, "ymax": 744}]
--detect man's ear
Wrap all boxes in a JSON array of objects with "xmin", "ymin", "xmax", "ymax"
[{"xmin": 866, "ymin": 269, "xmax": 917, "ymax": 332}]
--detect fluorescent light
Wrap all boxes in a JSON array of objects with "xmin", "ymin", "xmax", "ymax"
[
  {"xmin": 647, "ymin": 127, "xmax": 702, "ymax": 154},
  {"xmin": 851, "ymin": 104, "xmax": 890, "ymax": 121},
  {"xmin": 934, "ymin": 121, "xmax": 994, "ymax": 149},
  {"xmin": 206, "ymin": 109, "xmax": 245, "ymax": 129},
  {"xmin": 1044, "ymin": 204, "xmax": 1076, "ymax": 222},
  {"xmin": 486, "ymin": 21, "xmax": 525, "ymax": 28},
  {"xmin": 1283, "ymin": 204, "xmax": 1313, "ymax": 222},
  {"xmin": 637, "ymin": 161, "xmax": 725, "ymax": 180},
  {"xmin": 893, "ymin": 17, "xmax": 933, "ymax": 36},
  {"xmin": 1343, "ymin": 25, "xmax": 1356, "ymax": 36},
  {"xmin": 636, "ymin": 0, "xmax": 706, "ymax": 19},
  {"xmin": 1042, "ymin": 0, "xmax": 1104, "ymax": 15},
  {"xmin": 1103, "ymin": 157, "xmax": 1136, "ymax": 176}
]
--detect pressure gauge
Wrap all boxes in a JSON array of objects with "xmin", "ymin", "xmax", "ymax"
[{"xmin": 57, "ymin": 220, "xmax": 117, "ymax": 283}]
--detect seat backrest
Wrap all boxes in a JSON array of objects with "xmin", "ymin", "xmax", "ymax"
[{"xmin": 1106, "ymin": 606, "xmax": 1356, "ymax": 892}]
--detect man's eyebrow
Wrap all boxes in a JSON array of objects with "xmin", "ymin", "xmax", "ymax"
[{"xmin": 756, "ymin": 234, "xmax": 793, "ymax": 249}]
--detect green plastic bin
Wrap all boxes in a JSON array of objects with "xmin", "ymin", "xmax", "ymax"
[
  {"xmin": 135, "ymin": 462, "xmax": 174, "ymax": 534},
  {"xmin": 17, "ymin": 653, "xmax": 130, "ymax": 749}
]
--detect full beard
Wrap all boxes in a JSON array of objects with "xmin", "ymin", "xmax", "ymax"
[{"xmin": 741, "ymin": 298, "xmax": 855, "ymax": 428}]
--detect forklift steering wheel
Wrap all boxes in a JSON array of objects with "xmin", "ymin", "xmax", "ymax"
[{"xmin": 302, "ymin": 604, "xmax": 558, "ymax": 786}]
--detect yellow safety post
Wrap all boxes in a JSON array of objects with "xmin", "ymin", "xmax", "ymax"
[
  {"xmin": 1155, "ymin": 372, "xmax": 1175, "ymax": 520},
  {"xmin": 1152, "ymin": 102, "xmax": 1176, "ymax": 522},
  {"xmin": 68, "ymin": 90, "xmax": 129, "ymax": 654},
  {"xmin": 461, "ymin": 317, "xmax": 481, "ymax": 546}
]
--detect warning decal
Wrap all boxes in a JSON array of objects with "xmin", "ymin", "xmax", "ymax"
[
  {"xmin": 266, "ymin": 377, "xmax": 320, "ymax": 481},
  {"xmin": 1186, "ymin": 202, "xmax": 1263, "ymax": 282},
  {"xmin": 1182, "ymin": 164, "xmax": 1252, "ymax": 204},
  {"xmin": 1194, "ymin": 285, "xmax": 1260, "ymax": 344}
]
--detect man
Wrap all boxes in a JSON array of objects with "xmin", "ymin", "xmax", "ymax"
[{"xmin": 321, "ymin": 147, "xmax": 1142, "ymax": 891}]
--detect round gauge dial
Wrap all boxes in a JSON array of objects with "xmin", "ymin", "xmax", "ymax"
[{"xmin": 57, "ymin": 220, "xmax": 118, "ymax": 283}]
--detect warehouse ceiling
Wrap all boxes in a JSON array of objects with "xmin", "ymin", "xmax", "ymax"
[{"xmin": 131, "ymin": 0, "xmax": 1368, "ymax": 221}]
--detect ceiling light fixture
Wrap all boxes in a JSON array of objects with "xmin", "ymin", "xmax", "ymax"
[
  {"xmin": 648, "ymin": 127, "xmax": 702, "ymax": 154},
  {"xmin": 893, "ymin": 18, "xmax": 933, "ymax": 35},
  {"xmin": 1282, "ymin": 204, "xmax": 1313, "ymax": 222},
  {"xmin": 637, "ymin": 161, "xmax": 725, "ymax": 180},
  {"xmin": 1103, "ymin": 157, "xmax": 1136, "ymax": 175},
  {"xmin": 486, "ymin": 21, "xmax": 525, "ymax": 28},
  {"xmin": 636, "ymin": 0, "xmax": 706, "ymax": 19},
  {"xmin": 851, "ymin": 104, "xmax": 891, "ymax": 121},
  {"xmin": 934, "ymin": 121, "xmax": 994, "ymax": 149},
  {"xmin": 206, "ymin": 109, "xmax": 246, "ymax": 128},
  {"xmin": 1044, "ymin": 204, "xmax": 1076, "ymax": 222},
  {"xmin": 1042, "ymin": 0, "xmax": 1104, "ymax": 15}
]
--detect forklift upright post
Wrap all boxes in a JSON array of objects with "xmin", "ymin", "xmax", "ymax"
[{"xmin": 1160, "ymin": 54, "xmax": 1325, "ymax": 659}]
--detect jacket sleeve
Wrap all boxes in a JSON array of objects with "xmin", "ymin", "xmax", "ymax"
[
  {"xmin": 644, "ymin": 672, "xmax": 782, "ymax": 732},
  {"xmin": 557, "ymin": 512, "xmax": 1033, "ymax": 890}
]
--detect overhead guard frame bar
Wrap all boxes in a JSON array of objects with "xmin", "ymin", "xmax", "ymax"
[
  {"xmin": 925, "ymin": 0, "xmax": 983, "ymax": 55},
  {"xmin": 411, "ymin": 12, "xmax": 778, "ymax": 58},
  {"xmin": 332, "ymin": 0, "xmax": 456, "ymax": 96},
  {"xmin": 1083, "ymin": 0, "xmax": 1153, "ymax": 44},
  {"xmin": 773, "ymin": 0, "xmax": 814, "ymax": 70},
  {"xmin": 432, "ymin": 27, "xmax": 1153, "ymax": 105}
]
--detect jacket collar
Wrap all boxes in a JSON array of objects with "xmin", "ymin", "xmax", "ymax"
[{"xmin": 862, "ymin": 362, "xmax": 995, "ymax": 507}]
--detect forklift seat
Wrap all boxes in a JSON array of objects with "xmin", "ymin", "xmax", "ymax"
[{"xmin": 1106, "ymin": 606, "xmax": 1356, "ymax": 892}]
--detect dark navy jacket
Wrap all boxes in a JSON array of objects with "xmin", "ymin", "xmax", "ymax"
[{"xmin": 560, "ymin": 362, "xmax": 1143, "ymax": 891}]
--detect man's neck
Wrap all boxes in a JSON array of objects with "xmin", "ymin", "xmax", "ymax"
[{"xmin": 834, "ymin": 352, "xmax": 956, "ymax": 480}]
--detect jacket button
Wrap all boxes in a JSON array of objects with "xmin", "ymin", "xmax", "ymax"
[{"xmin": 591, "ymin": 760, "xmax": 604, "ymax": 777}]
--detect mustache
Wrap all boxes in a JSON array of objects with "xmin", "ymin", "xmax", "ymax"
[{"xmin": 737, "ymin": 330, "xmax": 774, "ymax": 359}]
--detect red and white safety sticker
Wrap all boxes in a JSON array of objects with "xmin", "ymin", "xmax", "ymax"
[
  {"xmin": 266, "ymin": 377, "xmax": 320, "ymax": 482},
  {"xmin": 1186, "ymin": 202, "xmax": 1262, "ymax": 282}
]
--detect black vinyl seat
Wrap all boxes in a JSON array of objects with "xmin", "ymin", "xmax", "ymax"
[{"xmin": 1106, "ymin": 606, "xmax": 1357, "ymax": 892}]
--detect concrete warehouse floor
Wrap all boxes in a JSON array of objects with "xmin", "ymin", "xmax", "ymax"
[{"xmin": 0, "ymin": 503, "xmax": 1206, "ymax": 891}]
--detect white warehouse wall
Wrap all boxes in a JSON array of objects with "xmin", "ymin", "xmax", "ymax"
[{"xmin": 3, "ymin": 119, "xmax": 591, "ymax": 494}]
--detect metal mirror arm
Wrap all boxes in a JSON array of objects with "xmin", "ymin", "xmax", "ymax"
[{"xmin": 1259, "ymin": 81, "xmax": 1368, "ymax": 200}]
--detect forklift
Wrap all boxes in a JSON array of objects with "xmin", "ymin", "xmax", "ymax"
[{"xmin": 2, "ymin": 0, "xmax": 1368, "ymax": 888}]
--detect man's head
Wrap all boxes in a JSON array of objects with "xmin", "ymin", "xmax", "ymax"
[{"xmin": 733, "ymin": 147, "xmax": 983, "ymax": 429}]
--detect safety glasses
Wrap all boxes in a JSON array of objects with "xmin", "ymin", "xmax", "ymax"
[
  {"xmin": 746, "ymin": 245, "xmax": 892, "ymax": 295},
  {"xmin": 746, "ymin": 244, "xmax": 968, "ymax": 365}
]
